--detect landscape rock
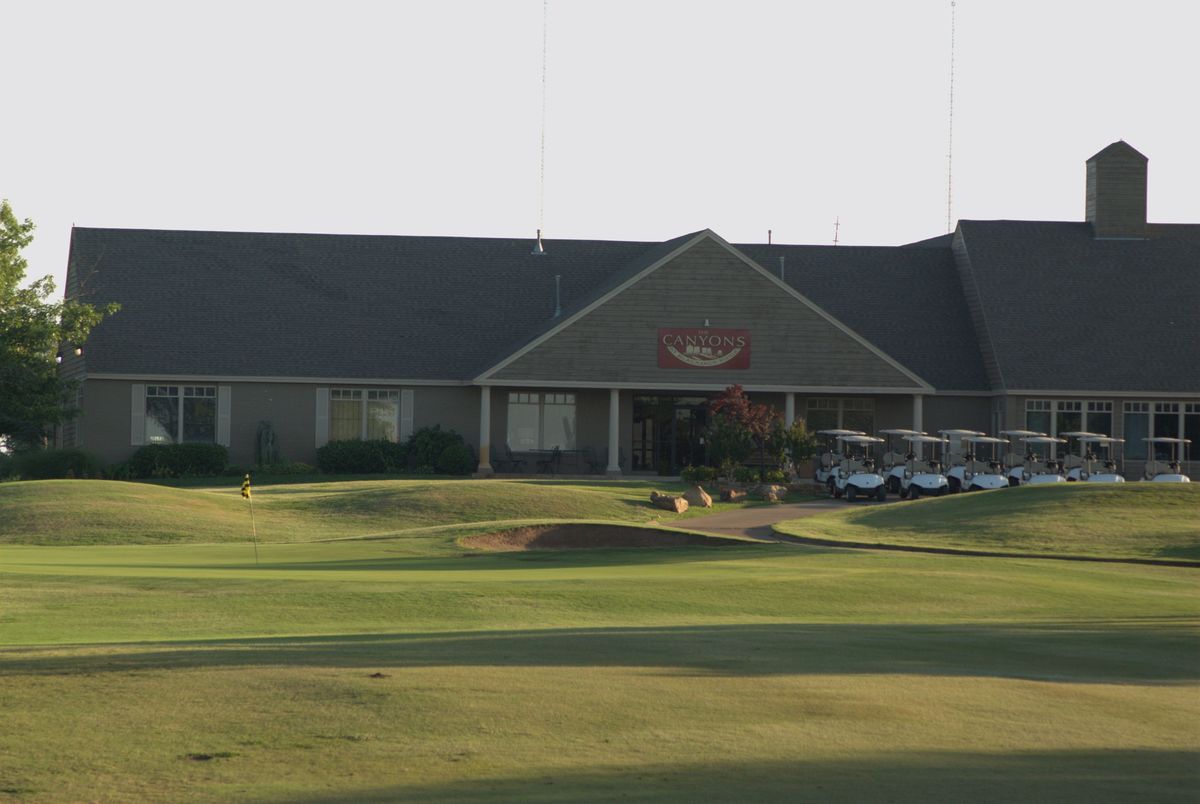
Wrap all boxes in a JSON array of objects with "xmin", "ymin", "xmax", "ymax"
[
  {"xmin": 682, "ymin": 485, "xmax": 713, "ymax": 508},
  {"xmin": 649, "ymin": 491, "xmax": 689, "ymax": 513},
  {"xmin": 719, "ymin": 488, "xmax": 747, "ymax": 503},
  {"xmin": 751, "ymin": 484, "xmax": 789, "ymax": 502}
]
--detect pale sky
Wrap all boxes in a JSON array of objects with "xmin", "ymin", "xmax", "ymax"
[{"xmin": 6, "ymin": 0, "xmax": 1198, "ymax": 294}]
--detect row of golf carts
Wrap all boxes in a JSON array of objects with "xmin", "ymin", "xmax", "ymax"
[{"xmin": 815, "ymin": 428, "xmax": 1192, "ymax": 502}]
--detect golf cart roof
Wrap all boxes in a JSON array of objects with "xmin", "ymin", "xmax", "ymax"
[
  {"xmin": 902, "ymin": 434, "xmax": 946, "ymax": 444},
  {"xmin": 837, "ymin": 435, "xmax": 884, "ymax": 444},
  {"xmin": 817, "ymin": 429, "xmax": 866, "ymax": 436},
  {"xmin": 1080, "ymin": 436, "xmax": 1124, "ymax": 444},
  {"xmin": 939, "ymin": 429, "xmax": 985, "ymax": 437},
  {"xmin": 878, "ymin": 428, "xmax": 925, "ymax": 436},
  {"xmin": 1059, "ymin": 431, "xmax": 1104, "ymax": 438},
  {"xmin": 1142, "ymin": 437, "xmax": 1193, "ymax": 444},
  {"xmin": 964, "ymin": 436, "xmax": 1008, "ymax": 444},
  {"xmin": 999, "ymin": 429, "xmax": 1045, "ymax": 437},
  {"xmin": 1022, "ymin": 436, "xmax": 1066, "ymax": 444}
]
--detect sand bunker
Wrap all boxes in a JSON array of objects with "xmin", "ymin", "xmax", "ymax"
[{"xmin": 461, "ymin": 524, "xmax": 742, "ymax": 551}]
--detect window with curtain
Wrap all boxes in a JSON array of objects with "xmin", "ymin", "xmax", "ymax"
[
  {"xmin": 330, "ymin": 389, "xmax": 401, "ymax": 442},
  {"xmin": 366, "ymin": 390, "xmax": 400, "ymax": 441},
  {"xmin": 330, "ymin": 389, "xmax": 363, "ymax": 441}
]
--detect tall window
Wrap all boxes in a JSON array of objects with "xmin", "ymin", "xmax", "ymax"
[
  {"xmin": 1186, "ymin": 404, "xmax": 1200, "ymax": 453},
  {"xmin": 1025, "ymin": 399, "xmax": 1052, "ymax": 434},
  {"xmin": 805, "ymin": 398, "xmax": 874, "ymax": 432},
  {"xmin": 1153, "ymin": 403, "xmax": 1181, "ymax": 460},
  {"xmin": 1086, "ymin": 401, "xmax": 1113, "ymax": 437},
  {"xmin": 330, "ymin": 389, "xmax": 401, "ymax": 441},
  {"xmin": 506, "ymin": 392, "xmax": 576, "ymax": 450},
  {"xmin": 1055, "ymin": 400, "xmax": 1082, "ymax": 435},
  {"xmin": 1123, "ymin": 402, "xmax": 1150, "ymax": 460},
  {"xmin": 146, "ymin": 385, "xmax": 215, "ymax": 444}
]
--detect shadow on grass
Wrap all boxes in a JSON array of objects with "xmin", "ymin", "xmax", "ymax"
[
  {"xmin": 272, "ymin": 750, "xmax": 1200, "ymax": 803},
  {"xmin": 3, "ymin": 621, "xmax": 1196, "ymax": 683}
]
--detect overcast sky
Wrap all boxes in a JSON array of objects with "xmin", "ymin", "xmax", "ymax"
[{"xmin": 6, "ymin": 0, "xmax": 1197, "ymax": 293}]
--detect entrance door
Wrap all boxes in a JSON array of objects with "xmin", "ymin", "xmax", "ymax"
[{"xmin": 632, "ymin": 396, "xmax": 709, "ymax": 474}]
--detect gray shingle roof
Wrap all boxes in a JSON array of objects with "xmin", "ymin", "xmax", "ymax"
[{"xmin": 954, "ymin": 220, "xmax": 1200, "ymax": 392}]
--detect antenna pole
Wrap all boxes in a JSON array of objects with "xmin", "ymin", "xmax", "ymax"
[
  {"xmin": 833, "ymin": 217, "xmax": 840, "ymax": 246},
  {"xmin": 946, "ymin": 1, "xmax": 957, "ymax": 233},
  {"xmin": 538, "ymin": 0, "xmax": 549, "ymax": 236}
]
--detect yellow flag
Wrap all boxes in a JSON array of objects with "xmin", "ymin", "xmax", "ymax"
[{"xmin": 241, "ymin": 474, "xmax": 251, "ymax": 500}]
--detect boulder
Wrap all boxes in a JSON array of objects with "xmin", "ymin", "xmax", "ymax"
[
  {"xmin": 720, "ymin": 488, "xmax": 747, "ymax": 503},
  {"xmin": 682, "ymin": 485, "xmax": 713, "ymax": 508},
  {"xmin": 649, "ymin": 491, "xmax": 689, "ymax": 513},
  {"xmin": 753, "ymin": 484, "xmax": 789, "ymax": 502}
]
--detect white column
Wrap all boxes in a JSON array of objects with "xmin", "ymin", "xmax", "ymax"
[
  {"xmin": 475, "ymin": 386, "xmax": 494, "ymax": 477},
  {"xmin": 606, "ymin": 388, "xmax": 622, "ymax": 477},
  {"xmin": 785, "ymin": 392, "xmax": 796, "ymax": 427},
  {"xmin": 912, "ymin": 394, "xmax": 924, "ymax": 432}
]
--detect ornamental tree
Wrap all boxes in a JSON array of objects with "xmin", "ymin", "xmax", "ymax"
[
  {"xmin": 0, "ymin": 200, "xmax": 118, "ymax": 449},
  {"xmin": 707, "ymin": 384, "xmax": 781, "ymax": 479}
]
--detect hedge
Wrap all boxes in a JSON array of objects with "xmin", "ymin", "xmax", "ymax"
[
  {"xmin": 9, "ymin": 448, "xmax": 104, "ymax": 479},
  {"xmin": 315, "ymin": 439, "xmax": 407, "ymax": 474},
  {"xmin": 128, "ymin": 443, "xmax": 229, "ymax": 478}
]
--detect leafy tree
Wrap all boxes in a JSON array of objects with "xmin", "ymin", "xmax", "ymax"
[
  {"xmin": 0, "ymin": 200, "xmax": 118, "ymax": 450},
  {"xmin": 707, "ymin": 384, "xmax": 781, "ymax": 480},
  {"xmin": 773, "ymin": 417, "xmax": 821, "ymax": 473}
]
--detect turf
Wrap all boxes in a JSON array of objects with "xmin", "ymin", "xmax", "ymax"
[
  {"xmin": 774, "ymin": 483, "xmax": 1200, "ymax": 562},
  {"xmin": 0, "ymin": 478, "xmax": 747, "ymax": 545}
]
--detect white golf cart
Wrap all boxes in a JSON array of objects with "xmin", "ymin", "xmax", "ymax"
[
  {"xmin": 999, "ymin": 430, "xmax": 1047, "ymax": 486},
  {"xmin": 878, "ymin": 428, "xmax": 926, "ymax": 494},
  {"xmin": 938, "ymin": 429, "xmax": 985, "ymax": 492},
  {"xmin": 1058, "ymin": 431, "xmax": 1105, "ymax": 480},
  {"xmin": 828, "ymin": 434, "xmax": 888, "ymax": 502},
  {"xmin": 815, "ymin": 429, "xmax": 866, "ymax": 484},
  {"xmin": 1018, "ymin": 435, "xmax": 1068, "ymax": 485},
  {"xmin": 1141, "ymin": 437, "xmax": 1192, "ymax": 483},
  {"xmin": 955, "ymin": 435, "xmax": 1011, "ymax": 491},
  {"xmin": 897, "ymin": 434, "xmax": 950, "ymax": 499},
  {"xmin": 1065, "ymin": 436, "xmax": 1126, "ymax": 483}
]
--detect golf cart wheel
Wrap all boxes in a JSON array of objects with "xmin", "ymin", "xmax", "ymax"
[
  {"xmin": 888, "ymin": 477, "xmax": 900, "ymax": 494},
  {"xmin": 1008, "ymin": 477, "xmax": 1020, "ymax": 487},
  {"xmin": 899, "ymin": 486, "xmax": 909, "ymax": 500},
  {"xmin": 948, "ymin": 476, "xmax": 961, "ymax": 494},
  {"xmin": 909, "ymin": 485, "xmax": 920, "ymax": 500},
  {"xmin": 875, "ymin": 485, "xmax": 887, "ymax": 502},
  {"xmin": 937, "ymin": 486, "xmax": 948, "ymax": 496},
  {"xmin": 846, "ymin": 484, "xmax": 858, "ymax": 502},
  {"xmin": 827, "ymin": 479, "xmax": 837, "ymax": 498}
]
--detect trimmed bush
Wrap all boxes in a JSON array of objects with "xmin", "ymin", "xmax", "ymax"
[
  {"xmin": 405, "ymin": 426, "xmax": 465, "ymax": 470},
  {"xmin": 435, "ymin": 443, "xmax": 474, "ymax": 476},
  {"xmin": 261, "ymin": 461, "xmax": 316, "ymax": 476},
  {"xmin": 732, "ymin": 466, "xmax": 759, "ymax": 484},
  {"xmin": 11, "ymin": 448, "xmax": 103, "ymax": 479},
  {"xmin": 128, "ymin": 443, "xmax": 229, "ymax": 478},
  {"xmin": 680, "ymin": 465, "xmax": 718, "ymax": 485},
  {"xmin": 315, "ymin": 439, "xmax": 406, "ymax": 474},
  {"xmin": 763, "ymin": 468, "xmax": 789, "ymax": 484}
]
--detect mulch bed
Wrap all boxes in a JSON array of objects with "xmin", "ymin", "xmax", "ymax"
[{"xmin": 461, "ymin": 524, "xmax": 742, "ymax": 551}]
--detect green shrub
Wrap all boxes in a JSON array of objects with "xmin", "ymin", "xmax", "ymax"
[
  {"xmin": 763, "ymin": 468, "xmax": 789, "ymax": 484},
  {"xmin": 128, "ymin": 443, "xmax": 229, "ymax": 478},
  {"xmin": 315, "ymin": 439, "xmax": 405, "ymax": 474},
  {"xmin": 261, "ymin": 461, "xmax": 315, "ymax": 476},
  {"xmin": 0, "ymin": 451, "xmax": 13, "ymax": 480},
  {"xmin": 732, "ymin": 466, "xmax": 759, "ymax": 484},
  {"xmin": 12, "ymin": 448, "xmax": 103, "ymax": 479},
  {"xmin": 413, "ymin": 465, "xmax": 436, "ymax": 475},
  {"xmin": 105, "ymin": 461, "xmax": 134, "ymax": 481},
  {"xmin": 680, "ymin": 465, "xmax": 718, "ymax": 485},
  {"xmin": 434, "ymin": 443, "xmax": 474, "ymax": 476},
  {"xmin": 405, "ymin": 426, "xmax": 465, "ymax": 469}
]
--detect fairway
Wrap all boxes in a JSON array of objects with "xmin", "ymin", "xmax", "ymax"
[{"xmin": 2, "ymin": 480, "xmax": 1198, "ymax": 801}]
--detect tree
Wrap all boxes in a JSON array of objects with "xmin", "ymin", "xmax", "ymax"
[
  {"xmin": 0, "ymin": 200, "xmax": 118, "ymax": 450},
  {"xmin": 707, "ymin": 385, "xmax": 781, "ymax": 479}
]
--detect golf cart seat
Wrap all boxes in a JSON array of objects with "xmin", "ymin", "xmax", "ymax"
[
  {"xmin": 844, "ymin": 458, "xmax": 865, "ymax": 474},
  {"xmin": 1062, "ymin": 454, "xmax": 1083, "ymax": 469}
]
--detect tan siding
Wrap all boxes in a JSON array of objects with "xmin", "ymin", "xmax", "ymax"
[{"xmin": 491, "ymin": 239, "xmax": 919, "ymax": 389}]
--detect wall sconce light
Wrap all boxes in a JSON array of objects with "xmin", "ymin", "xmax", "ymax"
[
  {"xmin": 73, "ymin": 346, "xmax": 84, "ymax": 357},
  {"xmin": 55, "ymin": 351, "xmax": 64, "ymax": 364}
]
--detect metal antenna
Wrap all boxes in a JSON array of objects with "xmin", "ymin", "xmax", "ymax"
[
  {"xmin": 833, "ymin": 217, "xmax": 841, "ymax": 246},
  {"xmin": 538, "ymin": 0, "xmax": 548, "ymax": 238},
  {"xmin": 946, "ymin": 0, "xmax": 957, "ymax": 233}
]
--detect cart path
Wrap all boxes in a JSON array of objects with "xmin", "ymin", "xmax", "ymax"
[{"xmin": 687, "ymin": 499, "xmax": 890, "ymax": 541}]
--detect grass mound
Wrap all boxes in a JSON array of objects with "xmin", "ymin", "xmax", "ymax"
[
  {"xmin": 461, "ymin": 523, "xmax": 747, "ymax": 551},
  {"xmin": 0, "ymin": 478, "xmax": 727, "ymax": 545},
  {"xmin": 774, "ymin": 483, "xmax": 1200, "ymax": 562}
]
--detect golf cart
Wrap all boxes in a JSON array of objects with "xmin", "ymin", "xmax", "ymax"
[
  {"xmin": 1058, "ymin": 431, "xmax": 1105, "ymax": 479},
  {"xmin": 815, "ymin": 429, "xmax": 866, "ymax": 484},
  {"xmin": 999, "ymin": 430, "xmax": 1047, "ymax": 486},
  {"xmin": 1017, "ymin": 435, "xmax": 1068, "ymax": 485},
  {"xmin": 828, "ymin": 434, "xmax": 888, "ymax": 502},
  {"xmin": 954, "ymin": 435, "xmax": 1011, "ymax": 491},
  {"xmin": 897, "ymin": 434, "xmax": 950, "ymax": 499},
  {"xmin": 878, "ymin": 428, "xmax": 926, "ymax": 493},
  {"xmin": 938, "ymin": 429, "xmax": 985, "ymax": 492},
  {"xmin": 1065, "ymin": 436, "xmax": 1126, "ymax": 483},
  {"xmin": 1141, "ymin": 437, "xmax": 1192, "ymax": 483}
]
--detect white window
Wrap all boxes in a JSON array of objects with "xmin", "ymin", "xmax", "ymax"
[
  {"xmin": 329, "ymin": 388, "xmax": 401, "ymax": 442},
  {"xmin": 145, "ymin": 385, "xmax": 216, "ymax": 444},
  {"xmin": 507, "ymin": 392, "xmax": 576, "ymax": 450},
  {"xmin": 805, "ymin": 398, "xmax": 874, "ymax": 432}
]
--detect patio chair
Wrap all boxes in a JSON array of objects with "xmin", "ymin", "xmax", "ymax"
[
  {"xmin": 581, "ymin": 446, "xmax": 606, "ymax": 473},
  {"xmin": 536, "ymin": 446, "xmax": 562, "ymax": 474},
  {"xmin": 505, "ymin": 445, "xmax": 528, "ymax": 473}
]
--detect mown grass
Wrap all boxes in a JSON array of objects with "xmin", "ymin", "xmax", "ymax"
[
  {"xmin": 775, "ymin": 483, "xmax": 1200, "ymax": 561},
  {"xmin": 0, "ymin": 478, "xmax": 748, "ymax": 545}
]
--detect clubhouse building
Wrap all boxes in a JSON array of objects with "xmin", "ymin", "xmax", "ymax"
[{"xmin": 59, "ymin": 142, "xmax": 1199, "ymax": 476}]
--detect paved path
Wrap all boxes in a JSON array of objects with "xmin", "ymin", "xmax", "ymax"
[{"xmin": 686, "ymin": 499, "xmax": 889, "ymax": 541}]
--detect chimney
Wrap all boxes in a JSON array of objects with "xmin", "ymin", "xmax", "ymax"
[{"xmin": 1085, "ymin": 141, "xmax": 1148, "ymax": 238}]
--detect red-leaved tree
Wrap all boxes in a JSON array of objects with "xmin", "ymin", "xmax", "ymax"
[{"xmin": 709, "ymin": 385, "xmax": 780, "ymax": 479}]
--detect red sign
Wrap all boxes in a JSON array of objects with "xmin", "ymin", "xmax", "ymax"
[{"xmin": 658, "ymin": 328, "xmax": 751, "ymax": 369}]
